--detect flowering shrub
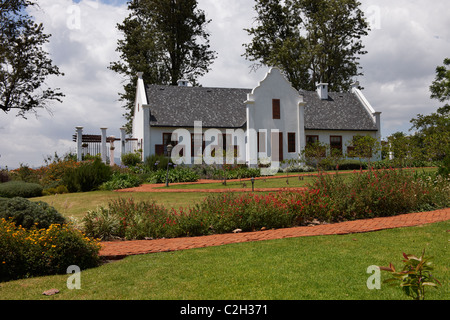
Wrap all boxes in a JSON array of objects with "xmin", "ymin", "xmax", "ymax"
[
  {"xmin": 40, "ymin": 159, "xmax": 81, "ymax": 189},
  {"xmin": 82, "ymin": 169, "xmax": 449, "ymax": 241},
  {"xmin": 0, "ymin": 219, "xmax": 101, "ymax": 282},
  {"xmin": 192, "ymin": 192, "xmax": 298, "ymax": 234},
  {"xmin": 306, "ymin": 169, "xmax": 450, "ymax": 222},
  {"xmin": 83, "ymin": 198, "xmax": 209, "ymax": 240}
]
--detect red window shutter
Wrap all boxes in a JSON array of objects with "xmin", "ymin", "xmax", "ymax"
[
  {"xmin": 272, "ymin": 99, "xmax": 281, "ymax": 119},
  {"xmin": 155, "ymin": 145, "xmax": 164, "ymax": 156}
]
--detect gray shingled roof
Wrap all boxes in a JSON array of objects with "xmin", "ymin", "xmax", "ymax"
[
  {"xmin": 146, "ymin": 85, "xmax": 377, "ymax": 131},
  {"xmin": 302, "ymin": 91, "xmax": 378, "ymax": 131},
  {"xmin": 146, "ymin": 85, "xmax": 249, "ymax": 128}
]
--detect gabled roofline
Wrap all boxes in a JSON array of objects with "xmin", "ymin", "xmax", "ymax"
[
  {"xmin": 245, "ymin": 67, "xmax": 303, "ymax": 105},
  {"xmin": 351, "ymin": 86, "xmax": 379, "ymax": 122}
]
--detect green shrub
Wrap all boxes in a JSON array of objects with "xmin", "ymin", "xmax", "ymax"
[
  {"xmin": 437, "ymin": 149, "xmax": 450, "ymax": 176},
  {"xmin": 100, "ymin": 172, "xmax": 143, "ymax": 190},
  {"xmin": 63, "ymin": 158, "xmax": 112, "ymax": 192},
  {"xmin": 0, "ymin": 181, "xmax": 43, "ymax": 198},
  {"xmin": 146, "ymin": 167, "xmax": 199, "ymax": 184},
  {"xmin": 0, "ymin": 219, "xmax": 100, "ymax": 282},
  {"xmin": 337, "ymin": 160, "xmax": 368, "ymax": 171},
  {"xmin": 121, "ymin": 152, "xmax": 142, "ymax": 167},
  {"xmin": 82, "ymin": 198, "xmax": 205, "ymax": 240},
  {"xmin": 144, "ymin": 154, "xmax": 171, "ymax": 171},
  {"xmin": 0, "ymin": 197, "xmax": 66, "ymax": 229},
  {"xmin": 42, "ymin": 184, "xmax": 69, "ymax": 196},
  {"xmin": 0, "ymin": 170, "xmax": 10, "ymax": 183}
]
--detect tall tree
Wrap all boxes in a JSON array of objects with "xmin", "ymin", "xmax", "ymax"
[
  {"xmin": 429, "ymin": 58, "xmax": 450, "ymax": 105},
  {"xmin": 409, "ymin": 58, "xmax": 450, "ymax": 161},
  {"xmin": 110, "ymin": 0, "xmax": 217, "ymax": 133},
  {"xmin": 243, "ymin": 0, "xmax": 369, "ymax": 92},
  {"xmin": 0, "ymin": 0, "xmax": 64, "ymax": 117}
]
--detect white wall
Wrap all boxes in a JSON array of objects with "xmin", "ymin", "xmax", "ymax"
[{"xmin": 245, "ymin": 68, "xmax": 304, "ymax": 166}]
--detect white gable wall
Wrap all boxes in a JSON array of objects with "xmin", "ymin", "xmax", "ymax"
[{"xmin": 245, "ymin": 68, "xmax": 305, "ymax": 167}]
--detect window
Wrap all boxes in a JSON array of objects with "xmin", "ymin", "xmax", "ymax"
[
  {"xmin": 288, "ymin": 132, "xmax": 296, "ymax": 153},
  {"xmin": 330, "ymin": 136, "xmax": 343, "ymax": 155},
  {"xmin": 306, "ymin": 135, "xmax": 319, "ymax": 146},
  {"xmin": 257, "ymin": 131, "xmax": 266, "ymax": 153},
  {"xmin": 272, "ymin": 99, "xmax": 280, "ymax": 119},
  {"xmin": 160, "ymin": 133, "xmax": 179, "ymax": 156}
]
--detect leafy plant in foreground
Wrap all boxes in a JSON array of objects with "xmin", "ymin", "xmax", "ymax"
[{"xmin": 379, "ymin": 249, "xmax": 442, "ymax": 300}]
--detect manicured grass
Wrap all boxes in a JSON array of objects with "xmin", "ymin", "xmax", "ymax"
[
  {"xmin": 155, "ymin": 167, "xmax": 438, "ymax": 190},
  {"xmin": 158, "ymin": 174, "xmax": 317, "ymax": 190},
  {"xmin": 1, "ymin": 221, "xmax": 448, "ymax": 300},
  {"xmin": 31, "ymin": 191, "xmax": 211, "ymax": 220}
]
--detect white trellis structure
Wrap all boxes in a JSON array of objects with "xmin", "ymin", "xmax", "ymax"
[{"xmin": 74, "ymin": 127, "xmax": 140, "ymax": 165}]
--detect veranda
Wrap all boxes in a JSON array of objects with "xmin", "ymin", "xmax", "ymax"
[{"xmin": 73, "ymin": 127, "xmax": 139, "ymax": 165}]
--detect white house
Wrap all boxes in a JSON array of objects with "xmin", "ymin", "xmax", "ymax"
[{"xmin": 131, "ymin": 67, "xmax": 381, "ymax": 169}]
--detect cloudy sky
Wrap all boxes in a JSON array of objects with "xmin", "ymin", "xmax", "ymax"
[{"xmin": 0, "ymin": 0, "xmax": 449, "ymax": 168}]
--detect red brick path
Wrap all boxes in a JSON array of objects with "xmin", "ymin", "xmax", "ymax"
[{"xmin": 99, "ymin": 208, "xmax": 450, "ymax": 260}]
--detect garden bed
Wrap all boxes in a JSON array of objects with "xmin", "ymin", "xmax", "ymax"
[{"xmin": 82, "ymin": 168, "xmax": 450, "ymax": 242}]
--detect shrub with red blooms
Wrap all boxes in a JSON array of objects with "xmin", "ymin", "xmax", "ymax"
[{"xmin": 82, "ymin": 169, "xmax": 449, "ymax": 240}]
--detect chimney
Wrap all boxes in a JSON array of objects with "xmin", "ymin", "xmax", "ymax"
[
  {"xmin": 177, "ymin": 79, "xmax": 189, "ymax": 87},
  {"xmin": 316, "ymin": 83, "xmax": 328, "ymax": 100}
]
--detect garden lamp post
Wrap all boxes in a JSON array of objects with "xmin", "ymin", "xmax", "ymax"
[
  {"xmin": 165, "ymin": 144, "xmax": 173, "ymax": 187},
  {"xmin": 251, "ymin": 176, "xmax": 255, "ymax": 192}
]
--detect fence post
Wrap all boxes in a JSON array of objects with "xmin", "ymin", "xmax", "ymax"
[
  {"xmin": 120, "ymin": 127, "xmax": 127, "ymax": 163},
  {"xmin": 101, "ymin": 127, "xmax": 108, "ymax": 163},
  {"xmin": 76, "ymin": 126, "xmax": 83, "ymax": 162}
]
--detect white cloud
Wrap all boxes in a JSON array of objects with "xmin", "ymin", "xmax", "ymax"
[
  {"xmin": 358, "ymin": 0, "xmax": 450, "ymax": 136},
  {"xmin": 0, "ymin": 0, "xmax": 448, "ymax": 168}
]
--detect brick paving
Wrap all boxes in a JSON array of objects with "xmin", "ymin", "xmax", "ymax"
[{"xmin": 99, "ymin": 207, "xmax": 450, "ymax": 260}]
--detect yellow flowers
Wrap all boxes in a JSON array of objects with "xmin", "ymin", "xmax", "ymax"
[
  {"xmin": 1, "ymin": 217, "xmax": 101, "ymax": 282},
  {"xmin": 1, "ymin": 218, "xmax": 101, "ymax": 257}
]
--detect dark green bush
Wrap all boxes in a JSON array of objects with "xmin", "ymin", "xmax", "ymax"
[
  {"xmin": 121, "ymin": 152, "xmax": 142, "ymax": 167},
  {"xmin": 42, "ymin": 184, "xmax": 70, "ymax": 196},
  {"xmin": 0, "ymin": 181, "xmax": 43, "ymax": 198},
  {"xmin": 63, "ymin": 158, "xmax": 112, "ymax": 192},
  {"xmin": 0, "ymin": 170, "xmax": 10, "ymax": 183},
  {"xmin": 100, "ymin": 172, "xmax": 143, "ymax": 190},
  {"xmin": 0, "ymin": 197, "xmax": 66, "ymax": 229},
  {"xmin": 337, "ymin": 160, "xmax": 368, "ymax": 171},
  {"xmin": 146, "ymin": 167, "xmax": 199, "ymax": 183},
  {"xmin": 144, "ymin": 154, "xmax": 171, "ymax": 171},
  {"xmin": 437, "ymin": 148, "xmax": 449, "ymax": 176}
]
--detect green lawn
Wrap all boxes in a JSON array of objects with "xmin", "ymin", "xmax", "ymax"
[
  {"xmin": 31, "ymin": 191, "xmax": 212, "ymax": 220},
  {"xmin": 0, "ymin": 220, "xmax": 448, "ymax": 300},
  {"xmin": 13, "ymin": 166, "xmax": 446, "ymax": 301},
  {"xmin": 159, "ymin": 174, "xmax": 316, "ymax": 190}
]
